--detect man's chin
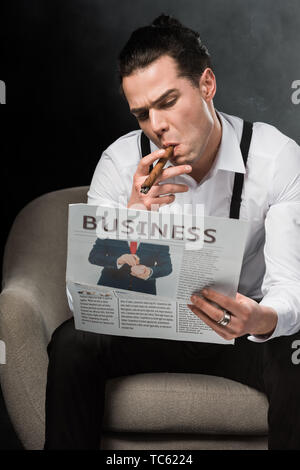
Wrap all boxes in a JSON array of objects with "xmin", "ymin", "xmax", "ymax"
[{"xmin": 170, "ymin": 153, "xmax": 190, "ymax": 166}]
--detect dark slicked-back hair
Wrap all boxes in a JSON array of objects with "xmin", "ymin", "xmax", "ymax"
[{"xmin": 118, "ymin": 14, "xmax": 212, "ymax": 88}]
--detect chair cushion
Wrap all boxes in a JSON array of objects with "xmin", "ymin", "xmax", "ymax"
[{"xmin": 103, "ymin": 373, "xmax": 268, "ymax": 435}]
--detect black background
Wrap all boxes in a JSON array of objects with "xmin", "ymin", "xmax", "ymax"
[{"xmin": 0, "ymin": 0, "xmax": 300, "ymax": 449}]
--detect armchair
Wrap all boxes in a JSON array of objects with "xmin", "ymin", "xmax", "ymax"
[{"xmin": 0, "ymin": 188, "xmax": 268, "ymax": 449}]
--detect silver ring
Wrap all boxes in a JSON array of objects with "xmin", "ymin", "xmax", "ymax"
[{"xmin": 217, "ymin": 310, "xmax": 231, "ymax": 327}]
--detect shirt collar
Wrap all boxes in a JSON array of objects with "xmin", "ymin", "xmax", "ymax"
[{"xmin": 212, "ymin": 111, "xmax": 246, "ymax": 175}]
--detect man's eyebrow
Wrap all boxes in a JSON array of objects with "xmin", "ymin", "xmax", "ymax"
[{"xmin": 130, "ymin": 88, "xmax": 179, "ymax": 115}]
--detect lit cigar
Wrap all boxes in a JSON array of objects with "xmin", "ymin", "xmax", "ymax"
[{"xmin": 140, "ymin": 146, "xmax": 174, "ymax": 194}]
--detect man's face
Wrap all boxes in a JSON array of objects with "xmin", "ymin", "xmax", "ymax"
[{"xmin": 122, "ymin": 55, "xmax": 215, "ymax": 167}]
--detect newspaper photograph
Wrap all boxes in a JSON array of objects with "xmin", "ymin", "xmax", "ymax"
[{"xmin": 66, "ymin": 204, "xmax": 249, "ymax": 345}]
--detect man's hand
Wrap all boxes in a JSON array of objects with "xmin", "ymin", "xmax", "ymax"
[
  {"xmin": 188, "ymin": 288, "xmax": 278, "ymax": 341},
  {"xmin": 117, "ymin": 254, "xmax": 140, "ymax": 267},
  {"xmin": 130, "ymin": 264, "xmax": 151, "ymax": 280},
  {"xmin": 127, "ymin": 147, "xmax": 192, "ymax": 211}
]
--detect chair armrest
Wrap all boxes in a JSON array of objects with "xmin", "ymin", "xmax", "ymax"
[{"xmin": 0, "ymin": 286, "xmax": 49, "ymax": 449}]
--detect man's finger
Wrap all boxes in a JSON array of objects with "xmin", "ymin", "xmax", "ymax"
[
  {"xmin": 201, "ymin": 288, "xmax": 240, "ymax": 316},
  {"xmin": 150, "ymin": 183, "xmax": 189, "ymax": 197},
  {"xmin": 187, "ymin": 304, "xmax": 235, "ymax": 340},
  {"xmin": 156, "ymin": 164, "xmax": 192, "ymax": 182},
  {"xmin": 136, "ymin": 149, "xmax": 167, "ymax": 176},
  {"xmin": 190, "ymin": 295, "xmax": 233, "ymax": 323},
  {"xmin": 125, "ymin": 255, "xmax": 137, "ymax": 266},
  {"xmin": 146, "ymin": 194, "xmax": 176, "ymax": 207}
]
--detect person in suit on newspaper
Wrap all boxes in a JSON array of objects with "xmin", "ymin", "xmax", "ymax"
[{"xmin": 88, "ymin": 238, "xmax": 172, "ymax": 295}]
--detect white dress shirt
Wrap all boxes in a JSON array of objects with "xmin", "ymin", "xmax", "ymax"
[{"xmin": 87, "ymin": 111, "xmax": 300, "ymax": 342}]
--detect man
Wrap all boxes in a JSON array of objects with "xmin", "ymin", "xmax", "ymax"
[
  {"xmin": 88, "ymin": 238, "xmax": 172, "ymax": 294},
  {"xmin": 44, "ymin": 15, "xmax": 300, "ymax": 449}
]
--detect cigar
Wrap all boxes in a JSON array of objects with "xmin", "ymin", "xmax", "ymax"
[{"xmin": 140, "ymin": 146, "xmax": 174, "ymax": 194}]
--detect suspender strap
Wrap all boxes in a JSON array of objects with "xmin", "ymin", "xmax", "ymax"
[
  {"xmin": 141, "ymin": 132, "xmax": 153, "ymax": 173},
  {"xmin": 141, "ymin": 121, "xmax": 253, "ymax": 220},
  {"xmin": 229, "ymin": 120, "xmax": 253, "ymax": 219}
]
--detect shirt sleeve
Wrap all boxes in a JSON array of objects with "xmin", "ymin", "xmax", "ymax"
[
  {"xmin": 248, "ymin": 139, "xmax": 300, "ymax": 342},
  {"xmin": 87, "ymin": 150, "xmax": 129, "ymax": 208}
]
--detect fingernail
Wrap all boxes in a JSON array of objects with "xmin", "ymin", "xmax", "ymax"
[
  {"xmin": 202, "ymin": 289, "xmax": 208, "ymax": 295},
  {"xmin": 158, "ymin": 149, "xmax": 165, "ymax": 156},
  {"xmin": 185, "ymin": 166, "xmax": 192, "ymax": 172}
]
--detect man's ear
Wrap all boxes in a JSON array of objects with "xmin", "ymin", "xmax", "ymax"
[{"xmin": 199, "ymin": 68, "xmax": 217, "ymax": 102}]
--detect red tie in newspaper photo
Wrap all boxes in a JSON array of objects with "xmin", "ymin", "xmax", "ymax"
[{"xmin": 129, "ymin": 241, "xmax": 137, "ymax": 255}]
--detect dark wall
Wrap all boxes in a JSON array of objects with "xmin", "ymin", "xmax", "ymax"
[{"xmin": 1, "ymin": 0, "xmax": 300, "ymax": 268}]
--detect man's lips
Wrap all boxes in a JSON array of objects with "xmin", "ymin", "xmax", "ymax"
[
  {"xmin": 162, "ymin": 143, "xmax": 178, "ymax": 149},
  {"xmin": 159, "ymin": 143, "xmax": 182, "ymax": 161},
  {"xmin": 162, "ymin": 143, "xmax": 180, "ymax": 157}
]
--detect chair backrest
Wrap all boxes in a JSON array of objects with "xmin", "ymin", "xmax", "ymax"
[{"xmin": 2, "ymin": 186, "xmax": 89, "ymax": 340}]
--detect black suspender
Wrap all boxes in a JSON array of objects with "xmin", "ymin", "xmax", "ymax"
[
  {"xmin": 140, "ymin": 120, "xmax": 253, "ymax": 220},
  {"xmin": 229, "ymin": 121, "xmax": 253, "ymax": 219},
  {"xmin": 140, "ymin": 131, "xmax": 153, "ymax": 173}
]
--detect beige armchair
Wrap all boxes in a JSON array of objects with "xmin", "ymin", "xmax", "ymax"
[{"xmin": 0, "ymin": 188, "xmax": 268, "ymax": 450}]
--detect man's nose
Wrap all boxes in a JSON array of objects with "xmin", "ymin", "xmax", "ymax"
[{"xmin": 149, "ymin": 109, "xmax": 169, "ymax": 136}]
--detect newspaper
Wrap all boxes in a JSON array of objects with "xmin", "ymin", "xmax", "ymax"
[{"xmin": 66, "ymin": 204, "xmax": 249, "ymax": 345}]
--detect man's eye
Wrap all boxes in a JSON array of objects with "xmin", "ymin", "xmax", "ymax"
[
  {"xmin": 137, "ymin": 112, "xmax": 149, "ymax": 121},
  {"xmin": 162, "ymin": 99, "xmax": 176, "ymax": 108}
]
